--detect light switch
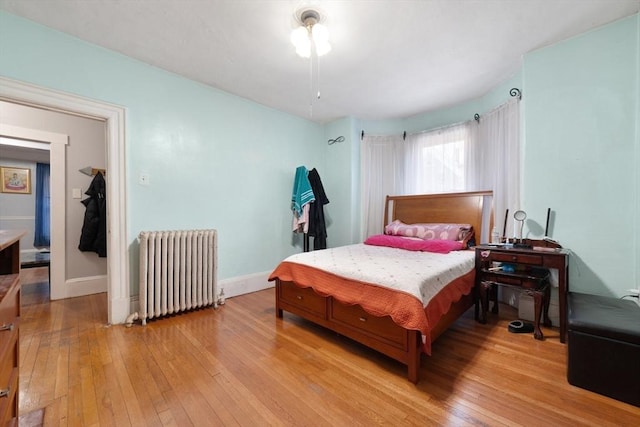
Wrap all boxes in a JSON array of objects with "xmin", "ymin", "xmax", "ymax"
[{"xmin": 72, "ymin": 188, "xmax": 82, "ymax": 199}]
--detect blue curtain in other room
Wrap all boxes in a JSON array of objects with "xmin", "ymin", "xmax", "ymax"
[{"xmin": 34, "ymin": 162, "xmax": 51, "ymax": 248}]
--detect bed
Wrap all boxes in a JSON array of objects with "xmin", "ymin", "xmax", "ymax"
[{"xmin": 268, "ymin": 191, "xmax": 493, "ymax": 383}]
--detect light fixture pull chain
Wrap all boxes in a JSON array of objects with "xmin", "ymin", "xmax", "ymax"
[
  {"xmin": 309, "ymin": 51, "xmax": 313, "ymax": 118},
  {"xmin": 316, "ymin": 53, "xmax": 321, "ymax": 100}
]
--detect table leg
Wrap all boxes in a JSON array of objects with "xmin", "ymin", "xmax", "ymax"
[
  {"xmin": 543, "ymin": 285, "xmax": 552, "ymax": 327},
  {"xmin": 473, "ymin": 286, "xmax": 479, "ymax": 321},
  {"xmin": 490, "ymin": 284, "xmax": 499, "ymax": 314},
  {"xmin": 478, "ymin": 282, "xmax": 490, "ymax": 324},
  {"xmin": 532, "ymin": 291, "xmax": 544, "ymax": 340}
]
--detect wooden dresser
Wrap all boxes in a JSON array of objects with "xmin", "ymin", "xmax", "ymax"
[{"xmin": 0, "ymin": 230, "xmax": 24, "ymax": 427}]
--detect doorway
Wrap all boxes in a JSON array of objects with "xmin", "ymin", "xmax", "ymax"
[
  {"xmin": 1, "ymin": 114, "xmax": 107, "ymax": 299},
  {"xmin": 0, "ymin": 76, "xmax": 129, "ymax": 324},
  {"xmin": 0, "ymin": 137, "xmax": 52, "ymax": 293}
]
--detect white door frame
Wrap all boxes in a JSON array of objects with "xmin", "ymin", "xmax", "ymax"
[
  {"xmin": 0, "ymin": 124, "xmax": 67, "ymax": 300},
  {"xmin": 0, "ymin": 76, "xmax": 129, "ymax": 324}
]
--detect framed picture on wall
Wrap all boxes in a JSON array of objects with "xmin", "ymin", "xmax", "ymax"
[{"xmin": 0, "ymin": 166, "xmax": 31, "ymax": 194}]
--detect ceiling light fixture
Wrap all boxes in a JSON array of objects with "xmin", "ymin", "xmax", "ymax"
[{"xmin": 291, "ymin": 9, "xmax": 331, "ymax": 58}]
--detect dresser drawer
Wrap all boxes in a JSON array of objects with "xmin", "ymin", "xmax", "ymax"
[
  {"xmin": 329, "ymin": 300, "xmax": 408, "ymax": 349},
  {"xmin": 0, "ymin": 366, "xmax": 18, "ymax": 426},
  {"xmin": 279, "ymin": 281, "xmax": 327, "ymax": 318},
  {"xmin": 0, "ymin": 232, "xmax": 23, "ymax": 426},
  {"xmin": 0, "ymin": 277, "xmax": 19, "ymax": 325},
  {"xmin": 489, "ymin": 252, "xmax": 542, "ymax": 265},
  {"xmin": 0, "ymin": 281, "xmax": 19, "ymax": 370},
  {"xmin": 0, "ymin": 334, "xmax": 18, "ymax": 402},
  {"xmin": 0, "ymin": 318, "xmax": 18, "ymax": 362}
]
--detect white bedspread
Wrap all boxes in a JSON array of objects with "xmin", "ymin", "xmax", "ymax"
[{"xmin": 284, "ymin": 244, "xmax": 475, "ymax": 307}]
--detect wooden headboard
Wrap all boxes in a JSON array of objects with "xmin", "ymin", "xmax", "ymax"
[{"xmin": 383, "ymin": 191, "xmax": 493, "ymax": 243}]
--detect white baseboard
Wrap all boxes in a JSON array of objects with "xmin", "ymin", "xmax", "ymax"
[
  {"xmin": 20, "ymin": 248, "xmax": 50, "ymax": 254},
  {"xmin": 219, "ymin": 270, "xmax": 273, "ymax": 298},
  {"xmin": 55, "ymin": 275, "xmax": 107, "ymax": 300},
  {"xmin": 126, "ymin": 270, "xmax": 274, "ymax": 319}
]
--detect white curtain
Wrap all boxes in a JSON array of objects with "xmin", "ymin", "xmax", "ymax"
[
  {"xmin": 470, "ymin": 99, "xmax": 521, "ymax": 239},
  {"xmin": 404, "ymin": 123, "xmax": 471, "ymax": 194},
  {"xmin": 360, "ymin": 99, "xmax": 520, "ymax": 243},
  {"xmin": 360, "ymin": 134, "xmax": 404, "ymax": 240}
]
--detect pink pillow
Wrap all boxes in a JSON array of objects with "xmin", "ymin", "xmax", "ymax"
[
  {"xmin": 364, "ymin": 234, "xmax": 464, "ymax": 254},
  {"xmin": 384, "ymin": 220, "xmax": 474, "ymax": 248}
]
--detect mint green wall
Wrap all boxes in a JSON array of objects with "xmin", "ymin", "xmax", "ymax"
[
  {"xmin": 342, "ymin": 14, "xmax": 639, "ymax": 298},
  {"xmin": 322, "ymin": 117, "xmax": 354, "ymax": 247},
  {"xmin": 359, "ymin": 72, "xmax": 523, "ymax": 136},
  {"xmin": 3, "ymin": 10, "xmax": 637, "ymax": 299},
  {"xmin": 522, "ymin": 14, "xmax": 638, "ymax": 297},
  {"xmin": 344, "ymin": 71, "xmax": 524, "ymax": 244},
  {"xmin": 0, "ymin": 11, "xmax": 326, "ymax": 293}
]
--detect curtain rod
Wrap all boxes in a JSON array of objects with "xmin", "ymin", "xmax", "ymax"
[
  {"xmin": 410, "ymin": 118, "xmax": 471, "ymax": 137},
  {"xmin": 363, "ymin": 87, "xmax": 522, "ymax": 140},
  {"xmin": 475, "ymin": 87, "xmax": 522, "ymax": 122},
  {"xmin": 360, "ymin": 129, "xmax": 408, "ymax": 141}
]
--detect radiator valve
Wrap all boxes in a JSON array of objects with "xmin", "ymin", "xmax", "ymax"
[
  {"xmin": 125, "ymin": 311, "xmax": 139, "ymax": 327},
  {"xmin": 218, "ymin": 288, "xmax": 226, "ymax": 306}
]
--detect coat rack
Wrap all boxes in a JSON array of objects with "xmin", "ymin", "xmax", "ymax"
[{"xmin": 79, "ymin": 166, "xmax": 106, "ymax": 176}]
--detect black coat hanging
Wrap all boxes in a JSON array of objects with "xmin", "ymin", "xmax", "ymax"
[
  {"xmin": 307, "ymin": 168, "xmax": 329, "ymax": 250},
  {"xmin": 79, "ymin": 172, "xmax": 107, "ymax": 257}
]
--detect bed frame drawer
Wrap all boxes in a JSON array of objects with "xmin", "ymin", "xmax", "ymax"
[
  {"xmin": 278, "ymin": 281, "xmax": 327, "ymax": 318},
  {"xmin": 329, "ymin": 300, "xmax": 408, "ymax": 350}
]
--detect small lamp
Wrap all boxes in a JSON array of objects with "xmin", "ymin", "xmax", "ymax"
[{"xmin": 513, "ymin": 210, "xmax": 531, "ymax": 249}]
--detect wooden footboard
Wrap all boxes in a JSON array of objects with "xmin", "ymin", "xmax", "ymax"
[
  {"xmin": 275, "ymin": 279, "xmax": 473, "ymax": 383},
  {"xmin": 273, "ymin": 191, "xmax": 490, "ymax": 383}
]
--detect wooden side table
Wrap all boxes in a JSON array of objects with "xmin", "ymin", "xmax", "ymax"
[{"xmin": 475, "ymin": 242, "xmax": 570, "ymax": 343}]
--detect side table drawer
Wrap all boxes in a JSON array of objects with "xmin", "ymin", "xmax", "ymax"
[{"xmin": 489, "ymin": 252, "xmax": 542, "ymax": 265}]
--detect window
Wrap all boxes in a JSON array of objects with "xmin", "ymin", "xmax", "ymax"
[
  {"xmin": 361, "ymin": 99, "xmax": 520, "ymax": 242},
  {"xmin": 403, "ymin": 123, "xmax": 471, "ymax": 195}
]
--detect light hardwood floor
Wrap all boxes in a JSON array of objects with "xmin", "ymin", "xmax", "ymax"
[{"xmin": 18, "ymin": 267, "xmax": 640, "ymax": 426}]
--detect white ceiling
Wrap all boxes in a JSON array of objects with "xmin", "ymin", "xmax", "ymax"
[{"xmin": 1, "ymin": 0, "xmax": 638, "ymax": 124}]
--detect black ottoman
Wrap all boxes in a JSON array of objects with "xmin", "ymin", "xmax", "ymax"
[{"xmin": 567, "ymin": 292, "xmax": 640, "ymax": 407}]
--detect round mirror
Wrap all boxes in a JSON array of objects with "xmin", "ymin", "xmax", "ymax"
[{"xmin": 513, "ymin": 210, "xmax": 527, "ymax": 221}]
